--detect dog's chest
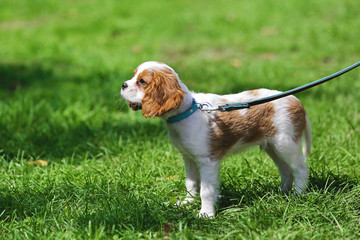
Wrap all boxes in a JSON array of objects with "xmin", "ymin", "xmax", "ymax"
[{"xmin": 167, "ymin": 124, "xmax": 210, "ymax": 158}]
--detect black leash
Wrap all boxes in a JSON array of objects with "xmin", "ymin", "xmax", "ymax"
[{"xmin": 199, "ymin": 61, "xmax": 360, "ymax": 112}]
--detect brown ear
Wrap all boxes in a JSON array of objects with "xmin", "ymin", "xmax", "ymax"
[{"xmin": 141, "ymin": 69, "xmax": 185, "ymax": 118}]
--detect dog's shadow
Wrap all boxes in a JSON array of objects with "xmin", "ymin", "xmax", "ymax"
[
  {"xmin": 217, "ymin": 169, "xmax": 359, "ymax": 212},
  {"xmin": 217, "ymin": 174, "xmax": 279, "ymax": 210}
]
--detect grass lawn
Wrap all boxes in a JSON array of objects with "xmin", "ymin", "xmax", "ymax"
[{"xmin": 1, "ymin": 0, "xmax": 360, "ymax": 238}]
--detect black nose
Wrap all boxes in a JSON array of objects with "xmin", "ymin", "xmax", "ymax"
[{"xmin": 122, "ymin": 82, "xmax": 128, "ymax": 90}]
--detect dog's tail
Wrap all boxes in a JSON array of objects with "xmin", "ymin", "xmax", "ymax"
[{"xmin": 302, "ymin": 115, "xmax": 312, "ymax": 159}]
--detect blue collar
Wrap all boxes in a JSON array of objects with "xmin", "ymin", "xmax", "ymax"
[{"xmin": 166, "ymin": 99, "xmax": 199, "ymax": 124}]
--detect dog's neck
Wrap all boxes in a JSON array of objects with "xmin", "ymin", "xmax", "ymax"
[{"xmin": 161, "ymin": 82, "xmax": 194, "ymax": 122}]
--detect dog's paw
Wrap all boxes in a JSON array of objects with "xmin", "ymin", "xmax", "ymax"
[
  {"xmin": 197, "ymin": 209, "xmax": 215, "ymax": 219},
  {"xmin": 175, "ymin": 197, "xmax": 195, "ymax": 207},
  {"xmin": 292, "ymin": 190, "xmax": 307, "ymax": 198}
]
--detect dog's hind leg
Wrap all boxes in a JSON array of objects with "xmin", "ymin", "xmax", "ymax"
[
  {"xmin": 290, "ymin": 152, "xmax": 309, "ymax": 195},
  {"xmin": 264, "ymin": 144, "xmax": 294, "ymax": 193},
  {"xmin": 266, "ymin": 138, "xmax": 309, "ymax": 195}
]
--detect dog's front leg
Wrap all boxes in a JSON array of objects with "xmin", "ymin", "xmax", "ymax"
[
  {"xmin": 197, "ymin": 157, "xmax": 220, "ymax": 218},
  {"xmin": 176, "ymin": 156, "xmax": 200, "ymax": 206}
]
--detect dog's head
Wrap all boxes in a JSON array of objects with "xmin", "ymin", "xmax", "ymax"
[{"xmin": 121, "ymin": 61, "xmax": 186, "ymax": 118}]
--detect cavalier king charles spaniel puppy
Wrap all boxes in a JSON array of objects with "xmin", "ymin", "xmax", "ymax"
[{"xmin": 121, "ymin": 61, "xmax": 311, "ymax": 218}]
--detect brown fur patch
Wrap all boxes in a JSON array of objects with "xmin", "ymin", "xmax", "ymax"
[
  {"xmin": 210, "ymin": 102, "xmax": 276, "ymax": 159},
  {"xmin": 137, "ymin": 69, "xmax": 154, "ymax": 85},
  {"xmin": 287, "ymin": 97, "xmax": 306, "ymax": 141},
  {"xmin": 141, "ymin": 67, "xmax": 185, "ymax": 118}
]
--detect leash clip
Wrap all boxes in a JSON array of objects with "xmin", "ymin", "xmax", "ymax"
[{"xmin": 197, "ymin": 102, "xmax": 220, "ymax": 113}]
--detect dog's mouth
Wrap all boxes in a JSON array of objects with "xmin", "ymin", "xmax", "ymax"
[{"xmin": 128, "ymin": 101, "xmax": 142, "ymax": 111}]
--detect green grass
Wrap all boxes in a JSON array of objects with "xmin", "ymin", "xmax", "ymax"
[{"xmin": 1, "ymin": 0, "xmax": 360, "ymax": 238}]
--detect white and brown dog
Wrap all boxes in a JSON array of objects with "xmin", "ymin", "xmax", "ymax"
[{"xmin": 121, "ymin": 61, "xmax": 311, "ymax": 218}]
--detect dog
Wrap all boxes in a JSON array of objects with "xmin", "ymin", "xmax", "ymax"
[{"xmin": 121, "ymin": 61, "xmax": 312, "ymax": 218}]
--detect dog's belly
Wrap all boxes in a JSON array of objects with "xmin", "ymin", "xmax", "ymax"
[{"xmin": 224, "ymin": 139, "xmax": 263, "ymax": 157}]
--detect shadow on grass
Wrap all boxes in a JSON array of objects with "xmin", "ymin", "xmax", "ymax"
[
  {"xmin": 0, "ymin": 119, "xmax": 166, "ymax": 162},
  {"xmin": 308, "ymin": 169, "xmax": 359, "ymax": 193},
  {"xmin": 0, "ymin": 63, "xmax": 56, "ymax": 92},
  {"xmin": 218, "ymin": 169, "xmax": 359, "ymax": 212},
  {"xmin": 218, "ymin": 175, "xmax": 279, "ymax": 210},
  {"xmin": 0, "ymin": 63, "xmax": 166, "ymax": 162}
]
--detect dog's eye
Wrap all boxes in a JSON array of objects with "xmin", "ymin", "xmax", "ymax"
[{"xmin": 139, "ymin": 79, "xmax": 146, "ymax": 85}]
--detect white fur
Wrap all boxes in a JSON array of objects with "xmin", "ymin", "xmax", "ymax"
[{"xmin": 121, "ymin": 62, "xmax": 312, "ymax": 218}]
